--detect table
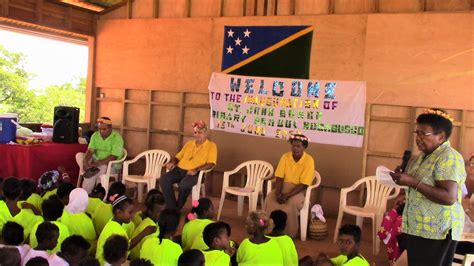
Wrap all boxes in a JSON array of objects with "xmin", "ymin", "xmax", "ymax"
[{"xmin": 0, "ymin": 142, "xmax": 87, "ymax": 184}]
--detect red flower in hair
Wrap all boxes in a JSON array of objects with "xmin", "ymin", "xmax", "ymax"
[{"xmin": 192, "ymin": 120, "xmax": 207, "ymax": 130}]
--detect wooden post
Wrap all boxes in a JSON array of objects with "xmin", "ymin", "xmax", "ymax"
[
  {"xmin": 359, "ymin": 103, "xmax": 371, "ymax": 206},
  {"xmin": 3, "ymin": 0, "xmax": 9, "ymax": 16},
  {"xmin": 243, "ymin": 0, "xmax": 247, "ymax": 15},
  {"xmin": 126, "ymin": 0, "xmax": 133, "ymax": 19},
  {"xmin": 178, "ymin": 92, "xmax": 185, "ymax": 149},
  {"xmin": 146, "ymin": 90, "xmax": 152, "ymax": 150},
  {"xmin": 66, "ymin": 7, "xmax": 72, "ymax": 31},
  {"xmin": 153, "ymin": 0, "xmax": 159, "ymax": 18},
  {"xmin": 36, "ymin": 0, "xmax": 43, "ymax": 24},
  {"xmin": 185, "ymin": 0, "xmax": 191, "ymax": 17},
  {"xmin": 219, "ymin": 0, "xmax": 224, "ymax": 16}
]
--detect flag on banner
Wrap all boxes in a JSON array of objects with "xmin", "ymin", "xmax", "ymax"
[{"xmin": 221, "ymin": 26, "xmax": 313, "ymax": 79}]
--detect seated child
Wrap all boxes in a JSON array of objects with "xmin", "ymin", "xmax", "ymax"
[
  {"xmin": 0, "ymin": 246, "xmax": 21, "ymax": 266},
  {"xmin": 96, "ymin": 195, "xmax": 155, "ymax": 265},
  {"xmin": 0, "ymin": 177, "xmax": 43, "ymax": 239},
  {"xmin": 86, "ymin": 184, "xmax": 106, "ymax": 217},
  {"xmin": 130, "ymin": 190, "xmax": 165, "ymax": 260},
  {"xmin": 131, "ymin": 189, "xmax": 163, "ymax": 227},
  {"xmin": 236, "ymin": 210, "xmax": 283, "ymax": 265},
  {"xmin": 56, "ymin": 235, "xmax": 91, "ymax": 266},
  {"xmin": 24, "ymin": 256, "xmax": 49, "ymax": 266},
  {"xmin": 93, "ymin": 182, "xmax": 128, "ymax": 235},
  {"xmin": 331, "ymin": 224, "xmax": 369, "ymax": 266},
  {"xmin": 30, "ymin": 197, "xmax": 70, "ymax": 253},
  {"xmin": 140, "ymin": 209, "xmax": 183, "ymax": 265},
  {"xmin": 103, "ymin": 235, "xmax": 128, "ymax": 266},
  {"xmin": 130, "ymin": 258, "xmax": 153, "ymax": 266},
  {"xmin": 268, "ymin": 210, "xmax": 299, "ymax": 266},
  {"xmin": 61, "ymin": 188, "xmax": 97, "ymax": 249},
  {"xmin": 202, "ymin": 221, "xmax": 233, "ymax": 265},
  {"xmin": 38, "ymin": 171, "xmax": 60, "ymax": 200},
  {"xmin": 182, "ymin": 198, "xmax": 215, "ymax": 251},
  {"xmin": 19, "ymin": 179, "xmax": 42, "ymax": 213},
  {"xmin": 56, "ymin": 182, "xmax": 76, "ymax": 206},
  {"xmin": 22, "ymin": 222, "xmax": 64, "ymax": 265},
  {"xmin": 178, "ymin": 249, "xmax": 205, "ymax": 266},
  {"xmin": 1, "ymin": 221, "xmax": 30, "ymax": 258}
]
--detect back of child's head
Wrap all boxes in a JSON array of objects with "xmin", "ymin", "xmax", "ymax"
[
  {"xmin": 158, "ymin": 209, "xmax": 180, "ymax": 243},
  {"xmin": 19, "ymin": 179, "xmax": 37, "ymax": 200},
  {"xmin": 3, "ymin": 177, "xmax": 21, "ymax": 200},
  {"xmin": 42, "ymin": 196, "xmax": 64, "ymax": 221},
  {"xmin": 25, "ymin": 256, "xmax": 49, "ymax": 266},
  {"xmin": 103, "ymin": 234, "xmax": 128, "ymax": 265},
  {"xmin": 338, "ymin": 224, "xmax": 362, "ymax": 243},
  {"xmin": 38, "ymin": 170, "xmax": 59, "ymax": 192},
  {"xmin": 36, "ymin": 222, "xmax": 59, "ymax": 246},
  {"xmin": 57, "ymin": 182, "xmax": 76, "ymax": 202},
  {"xmin": 246, "ymin": 210, "xmax": 273, "ymax": 235},
  {"xmin": 79, "ymin": 256, "xmax": 100, "ymax": 266},
  {"xmin": 106, "ymin": 182, "xmax": 126, "ymax": 202},
  {"xmin": 187, "ymin": 197, "xmax": 213, "ymax": 221},
  {"xmin": 2, "ymin": 221, "xmax": 24, "ymax": 245},
  {"xmin": 61, "ymin": 235, "xmax": 91, "ymax": 258},
  {"xmin": 144, "ymin": 189, "xmax": 165, "ymax": 210},
  {"xmin": 130, "ymin": 259, "xmax": 153, "ymax": 266},
  {"xmin": 0, "ymin": 246, "xmax": 21, "ymax": 266},
  {"xmin": 203, "ymin": 221, "xmax": 231, "ymax": 248},
  {"xmin": 270, "ymin": 210, "xmax": 287, "ymax": 232},
  {"xmin": 91, "ymin": 183, "xmax": 106, "ymax": 199},
  {"xmin": 178, "ymin": 249, "xmax": 205, "ymax": 266}
]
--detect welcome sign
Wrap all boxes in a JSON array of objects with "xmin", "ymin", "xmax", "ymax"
[{"xmin": 208, "ymin": 72, "xmax": 366, "ymax": 147}]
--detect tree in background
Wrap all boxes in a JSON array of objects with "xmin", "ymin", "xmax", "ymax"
[{"xmin": 0, "ymin": 45, "xmax": 85, "ymax": 123}]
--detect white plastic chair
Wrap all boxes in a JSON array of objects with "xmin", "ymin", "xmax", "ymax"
[
  {"xmin": 217, "ymin": 160, "xmax": 274, "ymax": 220},
  {"xmin": 122, "ymin": 149, "xmax": 170, "ymax": 202},
  {"xmin": 191, "ymin": 167, "xmax": 213, "ymax": 201},
  {"xmin": 76, "ymin": 148, "xmax": 128, "ymax": 195},
  {"xmin": 266, "ymin": 170, "xmax": 322, "ymax": 241},
  {"xmin": 333, "ymin": 176, "xmax": 400, "ymax": 255}
]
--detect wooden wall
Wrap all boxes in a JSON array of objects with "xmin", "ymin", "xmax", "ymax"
[{"xmin": 93, "ymin": 11, "xmax": 473, "ymax": 216}]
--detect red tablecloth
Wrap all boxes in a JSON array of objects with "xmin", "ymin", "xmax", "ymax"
[{"xmin": 0, "ymin": 142, "xmax": 87, "ymax": 184}]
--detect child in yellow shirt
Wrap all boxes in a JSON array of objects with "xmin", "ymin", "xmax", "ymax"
[
  {"xmin": 86, "ymin": 183, "xmax": 105, "ymax": 217},
  {"xmin": 19, "ymin": 179, "xmax": 42, "ymax": 213},
  {"xmin": 331, "ymin": 224, "xmax": 369, "ymax": 266},
  {"xmin": 202, "ymin": 222, "xmax": 233, "ymax": 266},
  {"xmin": 103, "ymin": 235, "xmax": 129, "ymax": 266},
  {"xmin": 178, "ymin": 249, "xmax": 205, "ymax": 266},
  {"xmin": 38, "ymin": 170, "xmax": 60, "ymax": 200},
  {"xmin": 182, "ymin": 198, "xmax": 215, "ymax": 251},
  {"xmin": 93, "ymin": 182, "xmax": 126, "ymax": 235}
]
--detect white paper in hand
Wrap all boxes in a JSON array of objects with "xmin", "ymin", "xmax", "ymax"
[{"xmin": 376, "ymin": 165, "xmax": 398, "ymax": 187}]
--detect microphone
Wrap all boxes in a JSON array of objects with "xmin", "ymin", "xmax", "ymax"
[{"xmin": 400, "ymin": 150, "xmax": 412, "ymax": 172}]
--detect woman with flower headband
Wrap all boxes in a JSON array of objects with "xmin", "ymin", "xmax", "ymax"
[
  {"xmin": 390, "ymin": 108, "xmax": 466, "ymax": 266},
  {"xmin": 264, "ymin": 133, "xmax": 315, "ymax": 238},
  {"xmin": 159, "ymin": 120, "xmax": 217, "ymax": 210},
  {"xmin": 80, "ymin": 116, "xmax": 124, "ymax": 194}
]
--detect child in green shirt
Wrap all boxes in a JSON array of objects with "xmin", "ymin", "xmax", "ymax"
[
  {"xmin": 331, "ymin": 224, "xmax": 369, "ymax": 266},
  {"xmin": 93, "ymin": 182, "xmax": 126, "ymax": 235},
  {"xmin": 103, "ymin": 235, "xmax": 129, "ymax": 266},
  {"xmin": 202, "ymin": 222, "xmax": 233, "ymax": 266},
  {"xmin": 178, "ymin": 249, "xmax": 205, "ymax": 266},
  {"xmin": 57, "ymin": 235, "xmax": 91, "ymax": 266},
  {"xmin": 38, "ymin": 170, "xmax": 60, "ymax": 200},
  {"xmin": 86, "ymin": 183, "xmax": 105, "ymax": 217},
  {"xmin": 182, "ymin": 198, "xmax": 215, "ymax": 251},
  {"xmin": 19, "ymin": 179, "xmax": 42, "ymax": 214}
]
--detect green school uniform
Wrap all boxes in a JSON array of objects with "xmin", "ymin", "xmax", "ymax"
[
  {"xmin": 60, "ymin": 210, "xmax": 97, "ymax": 241},
  {"xmin": 132, "ymin": 211, "xmax": 143, "ymax": 227},
  {"xmin": 93, "ymin": 201, "xmax": 113, "ymax": 235},
  {"xmin": 236, "ymin": 238, "xmax": 284, "ymax": 266},
  {"xmin": 129, "ymin": 217, "xmax": 159, "ymax": 260},
  {"xmin": 140, "ymin": 238, "xmax": 182, "ymax": 266},
  {"xmin": 96, "ymin": 220, "xmax": 128, "ymax": 266},
  {"xmin": 330, "ymin": 255, "xmax": 369, "ymax": 266},
  {"xmin": 268, "ymin": 235, "xmax": 298, "ymax": 266},
  {"xmin": 181, "ymin": 218, "xmax": 213, "ymax": 251},
  {"xmin": 203, "ymin": 249, "xmax": 231, "ymax": 266},
  {"xmin": 86, "ymin": 197, "xmax": 103, "ymax": 216},
  {"xmin": 0, "ymin": 201, "xmax": 43, "ymax": 239},
  {"xmin": 26, "ymin": 193, "xmax": 43, "ymax": 211},
  {"xmin": 29, "ymin": 220, "xmax": 70, "ymax": 253},
  {"xmin": 42, "ymin": 188, "xmax": 57, "ymax": 200}
]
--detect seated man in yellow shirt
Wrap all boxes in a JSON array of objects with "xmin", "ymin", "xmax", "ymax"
[{"xmin": 159, "ymin": 120, "xmax": 217, "ymax": 210}]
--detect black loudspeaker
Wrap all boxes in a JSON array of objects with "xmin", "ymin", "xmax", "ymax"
[{"xmin": 53, "ymin": 106, "xmax": 79, "ymax": 143}]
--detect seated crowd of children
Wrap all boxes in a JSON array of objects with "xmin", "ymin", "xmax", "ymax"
[{"xmin": 0, "ymin": 176, "xmax": 369, "ymax": 266}]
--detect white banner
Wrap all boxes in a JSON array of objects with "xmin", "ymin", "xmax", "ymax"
[{"xmin": 208, "ymin": 72, "xmax": 366, "ymax": 147}]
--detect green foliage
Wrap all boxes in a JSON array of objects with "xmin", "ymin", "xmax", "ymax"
[{"xmin": 0, "ymin": 45, "xmax": 86, "ymax": 123}]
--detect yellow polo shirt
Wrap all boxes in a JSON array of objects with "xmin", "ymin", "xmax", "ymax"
[
  {"xmin": 176, "ymin": 140, "xmax": 217, "ymax": 170},
  {"xmin": 275, "ymin": 151, "xmax": 314, "ymax": 186}
]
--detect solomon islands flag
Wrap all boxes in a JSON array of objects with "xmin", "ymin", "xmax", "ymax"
[{"xmin": 221, "ymin": 25, "xmax": 313, "ymax": 79}]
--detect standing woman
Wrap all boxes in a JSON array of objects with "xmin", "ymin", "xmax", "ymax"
[
  {"xmin": 390, "ymin": 109, "xmax": 466, "ymax": 266},
  {"xmin": 160, "ymin": 120, "xmax": 217, "ymax": 210},
  {"xmin": 264, "ymin": 134, "xmax": 315, "ymax": 238}
]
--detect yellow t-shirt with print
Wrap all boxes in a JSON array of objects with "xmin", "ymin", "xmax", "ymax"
[
  {"xmin": 275, "ymin": 151, "xmax": 314, "ymax": 185},
  {"xmin": 181, "ymin": 218, "xmax": 213, "ymax": 250},
  {"xmin": 29, "ymin": 220, "xmax": 70, "ymax": 253},
  {"xmin": 203, "ymin": 249, "xmax": 230, "ymax": 266},
  {"xmin": 96, "ymin": 220, "xmax": 128, "ymax": 266},
  {"xmin": 140, "ymin": 238, "xmax": 182, "ymax": 266},
  {"xmin": 129, "ymin": 217, "xmax": 159, "ymax": 260},
  {"xmin": 236, "ymin": 238, "xmax": 284, "ymax": 266},
  {"xmin": 268, "ymin": 235, "xmax": 298, "ymax": 266},
  {"xmin": 176, "ymin": 140, "xmax": 217, "ymax": 170}
]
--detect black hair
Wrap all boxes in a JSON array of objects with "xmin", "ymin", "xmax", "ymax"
[
  {"xmin": 158, "ymin": 209, "xmax": 180, "ymax": 244},
  {"xmin": 270, "ymin": 210, "xmax": 287, "ymax": 232},
  {"xmin": 61, "ymin": 235, "xmax": 91, "ymax": 256},
  {"xmin": 42, "ymin": 196, "xmax": 64, "ymax": 221},
  {"xmin": 416, "ymin": 109, "xmax": 453, "ymax": 139},
  {"xmin": 36, "ymin": 222, "xmax": 59, "ymax": 244},
  {"xmin": 144, "ymin": 189, "xmax": 165, "ymax": 211},
  {"xmin": 112, "ymin": 197, "xmax": 133, "ymax": 214},
  {"xmin": 130, "ymin": 259, "xmax": 153, "ymax": 266},
  {"xmin": 78, "ymin": 256, "xmax": 100, "ymax": 266},
  {"xmin": 2, "ymin": 221, "xmax": 24, "ymax": 245},
  {"xmin": 106, "ymin": 182, "xmax": 126, "ymax": 202},
  {"xmin": 3, "ymin": 177, "xmax": 21, "ymax": 200},
  {"xmin": 202, "ymin": 222, "xmax": 231, "ymax": 248},
  {"xmin": 178, "ymin": 249, "xmax": 205, "ymax": 266},
  {"xmin": 186, "ymin": 198, "xmax": 213, "ymax": 222},
  {"xmin": 289, "ymin": 134, "xmax": 309, "ymax": 148},
  {"xmin": 338, "ymin": 224, "xmax": 362, "ymax": 243},
  {"xmin": 91, "ymin": 183, "xmax": 106, "ymax": 198},
  {"xmin": 103, "ymin": 234, "xmax": 128, "ymax": 264},
  {"xmin": 57, "ymin": 182, "xmax": 76, "ymax": 200},
  {"xmin": 19, "ymin": 179, "xmax": 37, "ymax": 200},
  {"xmin": 25, "ymin": 256, "xmax": 49, "ymax": 266},
  {"xmin": 0, "ymin": 247, "xmax": 21, "ymax": 266}
]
